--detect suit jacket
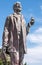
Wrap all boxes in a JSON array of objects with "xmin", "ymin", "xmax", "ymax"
[{"xmin": 2, "ymin": 13, "xmax": 27, "ymax": 54}]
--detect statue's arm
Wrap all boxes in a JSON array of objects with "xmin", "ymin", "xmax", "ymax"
[
  {"xmin": 26, "ymin": 17, "xmax": 34, "ymax": 35},
  {"xmin": 26, "ymin": 23, "xmax": 31, "ymax": 35},
  {"xmin": 2, "ymin": 16, "xmax": 10, "ymax": 53}
]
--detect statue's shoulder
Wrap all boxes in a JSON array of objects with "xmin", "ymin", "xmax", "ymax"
[
  {"xmin": 6, "ymin": 14, "xmax": 13, "ymax": 21},
  {"xmin": 9, "ymin": 14, "xmax": 13, "ymax": 18},
  {"xmin": 7, "ymin": 14, "xmax": 14, "ymax": 21},
  {"xmin": 9, "ymin": 13, "xmax": 18, "ymax": 19},
  {"xmin": 7, "ymin": 14, "xmax": 14, "ymax": 18}
]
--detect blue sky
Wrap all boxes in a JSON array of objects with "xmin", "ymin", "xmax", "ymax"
[{"xmin": 0, "ymin": 0, "xmax": 42, "ymax": 65}]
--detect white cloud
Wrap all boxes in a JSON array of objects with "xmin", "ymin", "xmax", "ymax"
[
  {"xmin": 24, "ymin": 27, "xmax": 42, "ymax": 64},
  {"xmin": 28, "ymin": 34, "xmax": 42, "ymax": 44},
  {"xmin": 23, "ymin": 27, "xmax": 42, "ymax": 64},
  {"xmin": 26, "ymin": 27, "xmax": 42, "ymax": 44},
  {"xmin": 23, "ymin": 46, "xmax": 42, "ymax": 64},
  {"xmin": 35, "ymin": 27, "xmax": 42, "ymax": 33}
]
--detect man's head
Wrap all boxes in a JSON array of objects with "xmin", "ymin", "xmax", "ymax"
[{"xmin": 13, "ymin": 2, "xmax": 22, "ymax": 14}]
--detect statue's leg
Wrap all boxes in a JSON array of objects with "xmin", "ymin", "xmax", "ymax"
[
  {"xmin": 10, "ymin": 52, "xmax": 19, "ymax": 65},
  {"xmin": 19, "ymin": 50, "xmax": 24, "ymax": 65}
]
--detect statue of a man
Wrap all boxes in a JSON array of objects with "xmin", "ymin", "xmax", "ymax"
[{"xmin": 2, "ymin": 2, "xmax": 34, "ymax": 65}]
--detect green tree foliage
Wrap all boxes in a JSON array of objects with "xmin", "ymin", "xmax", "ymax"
[{"xmin": 24, "ymin": 62, "xmax": 27, "ymax": 65}]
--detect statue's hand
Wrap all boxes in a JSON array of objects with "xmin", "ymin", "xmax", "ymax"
[
  {"xmin": 26, "ymin": 17, "xmax": 35, "ymax": 35},
  {"xmin": 30, "ymin": 17, "xmax": 34, "ymax": 25}
]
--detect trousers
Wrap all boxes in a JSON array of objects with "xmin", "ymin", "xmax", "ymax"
[{"xmin": 10, "ymin": 50, "xmax": 24, "ymax": 65}]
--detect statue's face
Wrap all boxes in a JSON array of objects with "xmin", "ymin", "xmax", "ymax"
[
  {"xmin": 13, "ymin": 2, "xmax": 22, "ymax": 13},
  {"xmin": 15, "ymin": 7, "xmax": 21, "ymax": 12}
]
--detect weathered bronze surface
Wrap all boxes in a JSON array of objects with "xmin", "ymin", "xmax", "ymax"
[{"xmin": 2, "ymin": 2, "xmax": 34, "ymax": 65}]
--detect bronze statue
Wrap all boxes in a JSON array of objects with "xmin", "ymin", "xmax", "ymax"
[{"xmin": 2, "ymin": 2, "xmax": 34, "ymax": 65}]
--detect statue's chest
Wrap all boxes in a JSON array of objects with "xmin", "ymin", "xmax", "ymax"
[
  {"xmin": 15, "ymin": 16, "xmax": 22, "ymax": 39},
  {"xmin": 15, "ymin": 16, "xmax": 22, "ymax": 33}
]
